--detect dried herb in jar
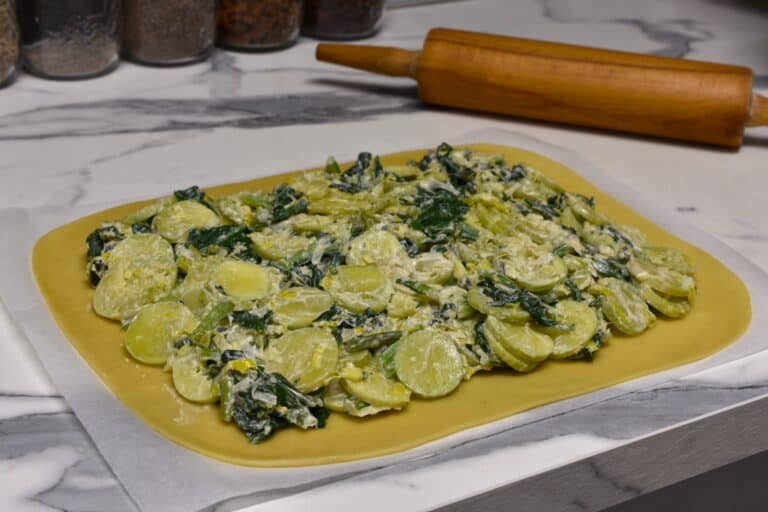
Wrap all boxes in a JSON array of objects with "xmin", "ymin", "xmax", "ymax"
[
  {"xmin": 302, "ymin": 0, "xmax": 384, "ymax": 40},
  {"xmin": 218, "ymin": 0, "xmax": 303, "ymax": 51},
  {"xmin": 122, "ymin": 0, "xmax": 217, "ymax": 66},
  {"xmin": 17, "ymin": 0, "xmax": 120, "ymax": 80},
  {"xmin": 0, "ymin": 0, "xmax": 19, "ymax": 86}
]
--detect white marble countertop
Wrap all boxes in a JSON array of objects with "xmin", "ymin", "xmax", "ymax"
[{"xmin": 2, "ymin": 1, "xmax": 768, "ymax": 511}]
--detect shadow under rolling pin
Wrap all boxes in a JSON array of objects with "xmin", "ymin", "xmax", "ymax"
[{"xmin": 316, "ymin": 28, "xmax": 768, "ymax": 148}]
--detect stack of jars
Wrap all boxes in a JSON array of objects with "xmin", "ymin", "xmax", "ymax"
[
  {"xmin": 0, "ymin": 0, "xmax": 385, "ymax": 83},
  {"xmin": 0, "ymin": 0, "xmax": 18, "ymax": 87}
]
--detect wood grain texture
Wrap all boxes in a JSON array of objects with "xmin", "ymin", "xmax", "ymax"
[
  {"xmin": 316, "ymin": 44, "xmax": 420, "ymax": 78},
  {"xmin": 315, "ymin": 29, "xmax": 758, "ymax": 147},
  {"xmin": 417, "ymin": 29, "xmax": 754, "ymax": 147},
  {"xmin": 747, "ymin": 93, "xmax": 768, "ymax": 127}
]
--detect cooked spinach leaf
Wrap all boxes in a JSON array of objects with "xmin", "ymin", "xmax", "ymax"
[
  {"xmin": 553, "ymin": 244, "xmax": 571, "ymax": 257},
  {"xmin": 230, "ymin": 310, "xmax": 272, "ymax": 331},
  {"xmin": 271, "ymin": 185, "xmax": 308, "ymax": 223},
  {"xmin": 564, "ymin": 277, "xmax": 583, "ymax": 301},
  {"xmin": 501, "ymin": 164, "xmax": 527, "ymax": 182},
  {"xmin": 290, "ymin": 245, "xmax": 344, "ymax": 288},
  {"xmin": 526, "ymin": 199, "xmax": 560, "ymax": 220},
  {"xmin": 314, "ymin": 304, "xmax": 342, "ymax": 322},
  {"xmin": 605, "ymin": 225, "xmax": 635, "ymax": 247},
  {"xmin": 396, "ymin": 278, "xmax": 432, "ymax": 296},
  {"xmin": 240, "ymin": 194, "xmax": 272, "ymax": 209},
  {"xmin": 378, "ymin": 341, "xmax": 400, "ymax": 379},
  {"xmin": 435, "ymin": 143, "xmax": 476, "ymax": 193},
  {"xmin": 174, "ymin": 185, "xmax": 217, "ymax": 212},
  {"xmin": 592, "ymin": 256, "xmax": 631, "ymax": 281},
  {"xmin": 399, "ymin": 238, "xmax": 420, "ymax": 257},
  {"xmin": 329, "ymin": 181, "xmax": 363, "ymax": 194},
  {"xmin": 344, "ymin": 152, "xmax": 372, "ymax": 177},
  {"xmin": 186, "ymin": 225, "xmax": 255, "ymax": 259},
  {"xmin": 225, "ymin": 370, "xmax": 328, "ymax": 444},
  {"xmin": 191, "ymin": 301, "xmax": 235, "ymax": 346},
  {"xmin": 479, "ymin": 275, "xmax": 563, "ymax": 328},
  {"xmin": 85, "ymin": 225, "xmax": 123, "ymax": 259},
  {"xmin": 345, "ymin": 331, "xmax": 402, "ymax": 352},
  {"xmin": 174, "ymin": 185, "xmax": 205, "ymax": 202},
  {"xmin": 131, "ymin": 222, "xmax": 153, "ymax": 234},
  {"xmin": 474, "ymin": 321, "xmax": 502, "ymax": 367},
  {"xmin": 410, "ymin": 187, "xmax": 471, "ymax": 241}
]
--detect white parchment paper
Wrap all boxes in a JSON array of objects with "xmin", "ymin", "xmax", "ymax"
[{"xmin": 1, "ymin": 128, "xmax": 767, "ymax": 512}]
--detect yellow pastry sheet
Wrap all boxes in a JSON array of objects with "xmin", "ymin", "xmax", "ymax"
[{"xmin": 32, "ymin": 144, "xmax": 751, "ymax": 467}]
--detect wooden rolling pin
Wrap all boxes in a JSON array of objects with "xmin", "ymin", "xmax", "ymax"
[{"xmin": 316, "ymin": 28, "xmax": 768, "ymax": 147}]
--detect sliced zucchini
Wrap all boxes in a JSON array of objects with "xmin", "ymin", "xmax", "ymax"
[
  {"xmin": 172, "ymin": 349, "xmax": 220, "ymax": 403},
  {"xmin": 394, "ymin": 328, "xmax": 465, "ymax": 398},
  {"xmin": 152, "ymin": 200, "xmax": 220, "ymax": 243},
  {"xmin": 343, "ymin": 365, "xmax": 411, "ymax": 409},
  {"xmin": 483, "ymin": 315, "xmax": 553, "ymax": 368},
  {"xmin": 542, "ymin": 300, "xmax": 598, "ymax": 359},
  {"xmin": 639, "ymin": 283, "xmax": 691, "ymax": 319},
  {"xmin": 265, "ymin": 327, "xmax": 339, "ymax": 393},
  {"xmin": 93, "ymin": 234, "xmax": 177, "ymax": 320},
  {"xmin": 466, "ymin": 286, "xmax": 530, "ymax": 324},
  {"xmin": 412, "ymin": 252, "xmax": 454, "ymax": 284},
  {"xmin": 639, "ymin": 246, "xmax": 696, "ymax": 275},
  {"xmin": 501, "ymin": 240, "xmax": 567, "ymax": 292},
  {"xmin": 249, "ymin": 230, "xmax": 313, "ymax": 262},
  {"xmin": 321, "ymin": 265, "xmax": 393, "ymax": 314},
  {"xmin": 590, "ymin": 277, "xmax": 656, "ymax": 335},
  {"xmin": 272, "ymin": 287, "xmax": 334, "ymax": 328},
  {"xmin": 627, "ymin": 256, "xmax": 695, "ymax": 300},
  {"xmin": 213, "ymin": 260, "xmax": 278, "ymax": 300},
  {"xmin": 124, "ymin": 302, "xmax": 197, "ymax": 365},
  {"xmin": 348, "ymin": 230, "xmax": 409, "ymax": 268}
]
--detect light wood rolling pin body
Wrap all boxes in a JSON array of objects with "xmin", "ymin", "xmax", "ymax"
[{"xmin": 316, "ymin": 28, "xmax": 768, "ymax": 147}]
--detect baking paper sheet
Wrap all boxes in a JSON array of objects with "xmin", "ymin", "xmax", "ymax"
[{"xmin": 2, "ymin": 128, "xmax": 767, "ymax": 512}]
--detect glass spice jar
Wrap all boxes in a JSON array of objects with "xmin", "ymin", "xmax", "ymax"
[
  {"xmin": 122, "ymin": 0, "xmax": 217, "ymax": 66},
  {"xmin": 0, "ymin": 0, "xmax": 19, "ymax": 87},
  {"xmin": 218, "ymin": 0, "xmax": 303, "ymax": 51},
  {"xmin": 17, "ymin": 0, "xmax": 120, "ymax": 80},
  {"xmin": 301, "ymin": 0, "xmax": 384, "ymax": 40}
]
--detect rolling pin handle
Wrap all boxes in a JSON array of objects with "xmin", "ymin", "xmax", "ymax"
[
  {"xmin": 316, "ymin": 44, "xmax": 420, "ymax": 79},
  {"xmin": 747, "ymin": 93, "xmax": 768, "ymax": 127}
]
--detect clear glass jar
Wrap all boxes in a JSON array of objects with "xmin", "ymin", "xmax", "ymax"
[
  {"xmin": 301, "ymin": 0, "xmax": 384, "ymax": 40},
  {"xmin": 217, "ymin": 0, "xmax": 303, "ymax": 51},
  {"xmin": 122, "ymin": 0, "xmax": 217, "ymax": 66},
  {"xmin": 17, "ymin": 0, "xmax": 120, "ymax": 80},
  {"xmin": 0, "ymin": 0, "xmax": 19, "ymax": 87}
]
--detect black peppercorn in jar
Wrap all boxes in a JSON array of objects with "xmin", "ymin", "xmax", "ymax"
[
  {"xmin": 122, "ymin": 0, "xmax": 217, "ymax": 66},
  {"xmin": 218, "ymin": 0, "xmax": 304, "ymax": 51},
  {"xmin": 0, "ymin": 0, "xmax": 19, "ymax": 87},
  {"xmin": 17, "ymin": 0, "xmax": 120, "ymax": 80},
  {"xmin": 301, "ymin": 0, "xmax": 384, "ymax": 40}
]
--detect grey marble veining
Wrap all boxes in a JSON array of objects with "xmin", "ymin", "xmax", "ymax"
[
  {"xmin": 0, "ymin": 89, "xmax": 420, "ymax": 142},
  {"xmin": 0, "ymin": 395, "xmax": 135, "ymax": 512},
  {"xmin": 2, "ymin": 0, "xmax": 768, "ymax": 511},
  {"xmin": 205, "ymin": 372, "xmax": 768, "ymax": 512}
]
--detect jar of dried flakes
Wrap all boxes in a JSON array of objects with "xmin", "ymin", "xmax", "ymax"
[
  {"xmin": 301, "ymin": 0, "xmax": 384, "ymax": 40},
  {"xmin": 0, "ymin": 0, "xmax": 19, "ymax": 87},
  {"xmin": 17, "ymin": 0, "xmax": 120, "ymax": 80},
  {"xmin": 218, "ymin": 0, "xmax": 304, "ymax": 51},
  {"xmin": 122, "ymin": 0, "xmax": 217, "ymax": 66}
]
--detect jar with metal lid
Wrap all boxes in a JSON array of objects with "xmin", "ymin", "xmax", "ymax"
[
  {"xmin": 122, "ymin": 0, "xmax": 217, "ymax": 66},
  {"xmin": 0, "ymin": 0, "xmax": 19, "ymax": 87},
  {"xmin": 218, "ymin": 0, "xmax": 304, "ymax": 51},
  {"xmin": 301, "ymin": 0, "xmax": 384, "ymax": 40},
  {"xmin": 17, "ymin": 0, "xmax": 120, "ymax": 80}
]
